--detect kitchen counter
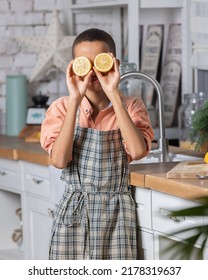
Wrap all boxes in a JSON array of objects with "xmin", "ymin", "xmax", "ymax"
[
  {"xmin": 0, "ymin": 135, "xmax": 207, "ymax": 199},
  {"xmin": 130, "ymin": 162, "xmax": 208, "ymax": 199},
  {"xmin": 0, "ymin": 135, "xmax": 51, "ymax": 165}
]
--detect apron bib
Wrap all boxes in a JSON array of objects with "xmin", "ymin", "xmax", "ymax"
[{"xmin": 49, "ymin": 108, "xmax": 137, "ymax": 260}]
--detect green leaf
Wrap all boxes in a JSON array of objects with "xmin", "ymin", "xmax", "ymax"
[
  {"xmin": 189, "ymin": 100, "xmax": 208, "ymax": 150},
  {"xmin": 163, "ymin": 196, "xmax": 208, "ymax": 259}
]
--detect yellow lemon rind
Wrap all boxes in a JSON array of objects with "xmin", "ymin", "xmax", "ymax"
[
  {"xmin": 94, "ymin": 53, "xmax": 114, "ymax": 73},
  {"xmin": 204, "ymin": 152, "xmax": 208, "ymax": 164},
  {"xmin": 72, "ymin": 56, "xmax": 92, "ymax": 77}
]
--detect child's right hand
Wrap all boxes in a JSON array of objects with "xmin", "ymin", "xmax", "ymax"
[{"xmin": 66, "ymin": 60, "xmax": 93, "ymax": 104}]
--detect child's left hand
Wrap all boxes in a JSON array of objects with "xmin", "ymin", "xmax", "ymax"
[{"xmin": 93, "ymin": 54, "xmax": 120, "ymax": 100}]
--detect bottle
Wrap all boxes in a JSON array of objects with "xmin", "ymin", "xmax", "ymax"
[{"xmin": 178, "ymin": 92, "xmax": 207, "ymax": 141}]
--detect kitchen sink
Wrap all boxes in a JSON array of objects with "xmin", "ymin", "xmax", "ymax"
[{"xmin": 130, "ymin": 153, "xmax": 202, "ymax": 164}]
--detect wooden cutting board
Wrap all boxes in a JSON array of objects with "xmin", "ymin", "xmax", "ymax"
[{"xmin": 167, "ymin": 160, "xmax": 208, "ymax": 178}]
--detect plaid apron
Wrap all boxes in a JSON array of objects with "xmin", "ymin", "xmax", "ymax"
[{"xmin": 49, "ymin": 108, "xmax": 137, "ymax": 260}]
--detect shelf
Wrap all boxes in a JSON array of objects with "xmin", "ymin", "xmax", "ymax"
[
  {"xmin": 70, "ymin": 0, "xmax": 184, "ymax": 10},
  {"xmin": 140, "ymin": 0, "xmax": 184, "ymax": 9},
  {"xmin": 69, "ymin": 1, "xmax": 128, "ymax": 10},
  {"xmin": 0, "ymin": 249, "xmax": 24, "ymax": 260}
]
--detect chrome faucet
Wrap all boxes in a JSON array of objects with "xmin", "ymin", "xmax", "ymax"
[{"xmin": 120, "ymin": 71, "xmax": 169, "ymax": 162}]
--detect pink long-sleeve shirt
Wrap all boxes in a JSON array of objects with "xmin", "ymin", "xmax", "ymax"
[{"xmin": 40, "ymin": 95, "xmax": 154, "ymax": 160}]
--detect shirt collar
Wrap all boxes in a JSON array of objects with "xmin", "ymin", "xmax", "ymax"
[{"xmin": 81, "ymin": 96, "xmax": 112, "ymax": 117}]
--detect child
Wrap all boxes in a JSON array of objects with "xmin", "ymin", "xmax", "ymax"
[{"xmin": 40, "ymin": 28, "xmax": 154, "ymax": 260}]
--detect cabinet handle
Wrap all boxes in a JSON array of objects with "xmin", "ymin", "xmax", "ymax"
[
  {"xmin": 169, "ymin": 215, "xmax": 185, "ymax": 223},
  {"xmin": 136, "ymin": 203, "xmax": 145, "ymax": 210},
  {"xmin": 0, "ymin": 170, "xmax": 8, "ymax": 176},
  {"xmin": 48, "ymin": 208, "xmax": 54, "ymax": 218},
  {"xmin": 160, "ymin": 208, "xmax": 185, "ymax": 223},
  {"xmin": 32, "ymin": 177, "xmax": 44, "ymax": 184}
]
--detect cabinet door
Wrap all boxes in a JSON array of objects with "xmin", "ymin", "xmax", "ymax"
[
  {"xmin": 0, "ymin": 190, "xmax": 24, "ymax": 260},
  {"xmin": 154, "ymin": 232, "xmax": 208, "ymax": 260},
  {"xmin": 133, "ymin": 187, "xmax": 152, "ymax": 230},
  {"xmin": 23, "ymin": 195, "xmax": 54, "ymax": 260},
  {"xmin": 152, "ymin": 190, "xmax": 207, "ymax": 260},
  {"xmin": 137, "ymin": 229, "xmax": 154, "ymax": 260}
]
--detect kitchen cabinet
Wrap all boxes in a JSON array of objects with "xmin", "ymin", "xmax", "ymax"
[
  {"xmin": 22, "ymin": 161, "xmax": 54, "ymax": 260},
  {"xmin": 137, "ymin": 229, "xmax": 154, "ymax": 260},
  {"xmin": 133, "ymin": 186, "xmax": 154, "ymax": 260},
  {"xmin": 132, "ymin": 185, "xmax": 208, "ymax": 260},
  {"xmin": 0, "ymin": 159, "xmax": 55, "ymax": 260},
  {"xmin": 0, "ymin": 159, "xmax": 23, "ymax": 260},
  {"xmin": 23, "ymin": 195, "xmax": 53, "ymax": 259},
  {"xmin": 152, "ymin": 190, "xmax": 208, "ymax": 260},
  {"xmin": 1, "ymin": 144, "xmax": 207, "ymax": 260}
]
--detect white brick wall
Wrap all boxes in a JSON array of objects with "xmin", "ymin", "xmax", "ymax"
[
  {"xmin": 11, "ymin": 0, "xmax": 33, "ymax": 12},
  {"xmin": 0, "ymin": 0, "xmax": 116, "ymax": 134},
  {"xmin": 34, "ymin": 0, "xmax": 56, "ymax": 11},
  {"xmin": 0, "ymin": 0, "xmax": 9, "ymax": 11}
]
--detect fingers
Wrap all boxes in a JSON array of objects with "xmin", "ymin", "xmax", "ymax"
[
  {"xmin": 93, "ymin": 65, "xmax": 102, "ymax": 79},
  {"xmin": 66, "ymin": 60, "xmax": 74, "ymax": 80},
  {"xmin": 85, "ymin": 69, "xmax": 93, "ymax": 80}
]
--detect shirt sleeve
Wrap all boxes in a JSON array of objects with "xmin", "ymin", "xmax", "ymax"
[
  {"xmin": 40, "ymin": 97, "xmax": 67, "ymax": 156},
  {"xmin": 126, "ymin": 97, "xmax": 155, "ymax": 155}
]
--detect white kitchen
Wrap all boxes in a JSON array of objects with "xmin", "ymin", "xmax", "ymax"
[{"xmin": 0, "ymin": 0, "xmax": 208, "ymax": 264}]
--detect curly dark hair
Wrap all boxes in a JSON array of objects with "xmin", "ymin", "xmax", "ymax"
[{"xmin": 72, "ymin": 28, "xmax": 116, "ymax": 57}]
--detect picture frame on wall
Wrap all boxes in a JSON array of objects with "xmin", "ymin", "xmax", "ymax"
[
  {"xmin": 159, "ymin": 23, "xmax": 182, "ymax": 127},
  {"xmin": 140, "ymin": 24, "xmax": 163, "ymax": 108}
]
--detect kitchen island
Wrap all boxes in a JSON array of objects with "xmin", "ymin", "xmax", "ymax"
[{"xmin": 0, "ymin": 135, "xmax": 208, "ymax": 260}]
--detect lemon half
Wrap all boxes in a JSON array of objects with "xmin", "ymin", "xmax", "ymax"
[
  {"xmin": 204, "ymin": 152, "xmax": 208, "ymax": 163},
  {"xmin": 72, "ymin": 56, "xmax": 92, "ymax": 76},
  {"xmin": 94, "ymin": 53, "xmax": 114, "ymax": 73}
]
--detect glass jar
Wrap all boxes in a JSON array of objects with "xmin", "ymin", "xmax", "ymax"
[
  {"xmin": 119, "ymin": 62, "xmax": 137, "ymax": 75},
  {"xmin": 119, "ymin": 62, "xmax": 137, "ymax": 96},
  {"xmin": 178, "ymin": 92, "xmax": 208, "ymax": 141}
]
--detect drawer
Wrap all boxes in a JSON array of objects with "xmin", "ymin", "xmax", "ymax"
[
  {"xmin": 22, "ymin": 162, "xmax": 50, "ymax": 199},
  {"xmin": 0, "ymin": 159, "xmax": 21, "ymax": 192},
  {"xmin": 152, "ymin": 190, "xmax": 204, "ymax": 240},
  {"xmin": 132, "ymin": 186, "xmax": 152, "ymax": 230}
]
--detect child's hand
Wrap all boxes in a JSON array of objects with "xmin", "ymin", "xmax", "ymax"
[
  {"xmin": 93, "ymin": 54, "xmax": 120, "ymax": 100},
  {"xmin": 66, "ymin": 60, "xmax": 93, "ymax": 104}
]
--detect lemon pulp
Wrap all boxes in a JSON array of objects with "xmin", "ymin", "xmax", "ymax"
[{"xmin": 73, "ymin": 57, "xmax": 92, "ymax": 76}]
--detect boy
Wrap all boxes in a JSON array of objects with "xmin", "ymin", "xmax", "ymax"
[{"xmin": 40, "ymin": 28, "xmax": 154, "ymax": 259}]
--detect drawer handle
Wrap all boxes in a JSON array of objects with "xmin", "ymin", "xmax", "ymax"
[
  {"xmin": 136, "ymin": 203, "xmax": 145, "ymax": 210},
  {"xmin": 48, "ymin": 208, "xmax": 54, "ymax": 218},
  {"xmin": 0, "ymin": 170, "xmax": 8, "ymax": 176},
  {"xmin": 169, "ymin": 215, "xmax": 185, "ymax": 223},
  {"xmin": 32, "ymin": 177, "xmax": 44, "ymax": 184},
  {"xmin": 160, "ymin": 208, "xmax": 185, "ymax": 223}
]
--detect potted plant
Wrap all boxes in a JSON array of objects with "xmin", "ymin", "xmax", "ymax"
[{"xmin": 189, "ymin": 100, "xmax": 208, "ymax": 152}]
